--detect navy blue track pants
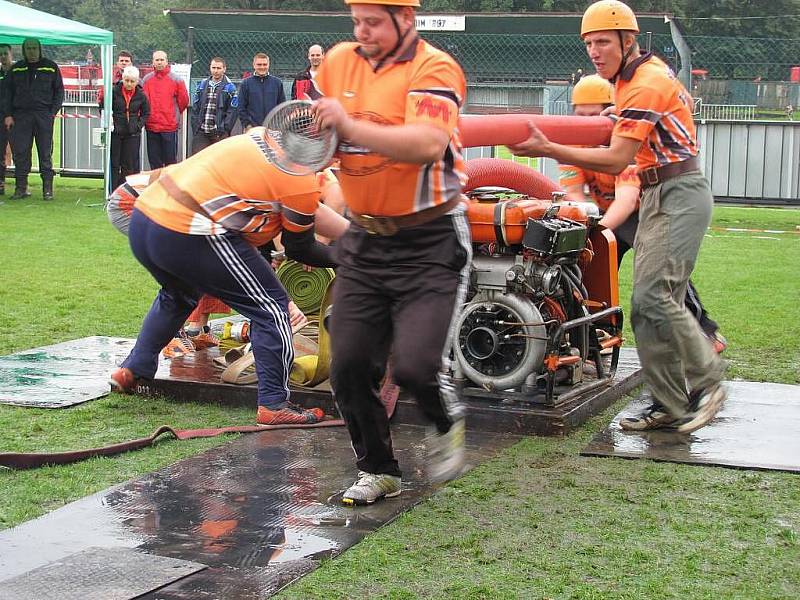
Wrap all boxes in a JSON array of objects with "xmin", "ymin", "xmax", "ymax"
[{"xmin": 123, "ymin": 209, "xmax": 294, "ymax": 407}]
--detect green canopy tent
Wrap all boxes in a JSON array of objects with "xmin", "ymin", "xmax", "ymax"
[{"xmin": 0, "ymin": 0, "xmax": 114, "ymax": 193}]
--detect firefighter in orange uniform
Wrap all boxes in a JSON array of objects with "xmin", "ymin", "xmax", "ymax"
[
  {"xmin": 109, "ymin": 129, "xmax": 344, "ymax": 426},
  {"xmin": 312, "ymin": 0, "xmax": 472, "ymax": 505},
  {"xmin": 509, "ymin": 0, "xmax": 726, "ymax": 434}
]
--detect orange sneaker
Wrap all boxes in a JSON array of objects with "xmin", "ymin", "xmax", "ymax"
[
  {"xmin": 288, "ymin": 402, "xmax": 325, "ymax": 420},
  {"xmin": 162, "ymin": 333, "xmax": 195, "ymax": 358},
  {"xmin": 109, "ymin": 367, "xmax": 136, "ymax": 393},
  {"xmin": 257, "ymin": 404, "xmax": 322, "ymax": 425}
]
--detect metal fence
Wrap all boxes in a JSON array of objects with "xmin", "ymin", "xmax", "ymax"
[
  {"xmin": 698, "ymin": 121, "xmax": 800, "ymax": 201},
  {"xmin": 12, "ymin": 23, "xmax": 800, "ymax": 193},
  {"xmin": 687, "ymin": 35, "xmax": 800, "ymax": 82},
  {"xmin": 696, "ymin": 103, "xmax": 757, "ymax": 121},
  {"xmin": 187, "ymin": 29, "xmax": 676, "ymax": 85},
  {"xmin": 183, "ymin": 29, "xmax": 799, "ymax": 83}
]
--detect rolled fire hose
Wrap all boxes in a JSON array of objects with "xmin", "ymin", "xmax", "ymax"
[
  {"xmin": 458, "ymin": 114, "xmax": 614, "ymax": 148},
  {"xmin": 289, "ymin": 280, "xmax": 334, "ymax": 388},
  {"xmin": 218, "ymin": 264, "xmax": 335, "ymax": 387},
  {"xmin": 217, "ymin": 281, "xmax": 333, "ymax": 388},
  {"xmin": 464, "ymin": 158, "xmax": 560, "ymax": 197},
  {"xmin": 277, "ymin": 259, "xmax": 336, "ymax": 316}
]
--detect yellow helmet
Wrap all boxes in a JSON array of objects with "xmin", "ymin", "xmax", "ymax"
[
  {"xmin": 581, "ymin": 0, "xmax": 639, "ymax": 37},
  {"xmin": 572, "ymin": 75, "xmax": 614, "ymax": 105},
  {"xmin": 344, "ymin": 0, "xmax": 420, "ymax": 5}
]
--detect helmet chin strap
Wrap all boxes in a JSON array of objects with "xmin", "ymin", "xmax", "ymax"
[
  {"xmin": 610, "ymin": 30, "xmax": 636, "ymax": 83},
  {"xmin": 373, "ymin": 7, "xmax": 410, "ymax": 71}
]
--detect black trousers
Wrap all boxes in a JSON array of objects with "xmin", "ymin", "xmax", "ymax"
[
  {"xmin": 110, "ymin": 133, "xmax": 141, "ymax": 190},
  {"xmin": 0, "ymin": 117, "xmax": 10, "ymax": 181},
  {"xmin": 330, "ymin": 210, "xmax": 472, "ymax": 477},
  {"xmin": 11, "ymin": 110, "xmax": 55, "ymax": 181},
  {"xmin": 614, "ymin": 212, "xmax": 719, "ymax": 337},
  {"xmin": 191, "ymin": 130, "xmax": 226, "ymax": 155},
  {"xmin": 145, "ymin": 130, "xmax": 178, "ymax": 169}
]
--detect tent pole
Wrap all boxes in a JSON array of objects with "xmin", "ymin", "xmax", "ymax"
[{"xmin": 102, "ymin": 41, "xmax": 113, "ymax": 196}]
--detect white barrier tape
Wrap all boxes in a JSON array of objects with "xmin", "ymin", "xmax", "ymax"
[{"xmin": 57, "ymin": 113, "xmax": 99, "ymax": 119}]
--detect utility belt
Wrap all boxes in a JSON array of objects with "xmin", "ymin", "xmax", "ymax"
[
  {"xmin": 350, "ymin": 195, "xmax": 461, "ymax": 236},
  {"xmin": 639, "ymin": 156, "xmax": 700, "ymax": 189}
]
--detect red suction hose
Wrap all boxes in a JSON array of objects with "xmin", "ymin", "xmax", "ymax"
[
  {"xmin": 459, "ymin": 114, "xmax": 614, "ymax": 148},
  {"xmin": 464, "ymin": 158, "xmax": 560, "ymax": 198}
]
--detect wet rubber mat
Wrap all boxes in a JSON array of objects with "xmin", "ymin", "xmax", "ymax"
[
  {"xmin": 0, "ymin": 425, "xmax": 519, "ymax": 599},
  {"xmin": 581, "ymin": 380, "xmax": 800, "ymax": 473},
  {"xmin": 0, "ymin": 546, "xmax": 205, "ymax": 600},
  {"xmin": 0, "ymin": 336, "xmax": 135, "ymax": 408}
]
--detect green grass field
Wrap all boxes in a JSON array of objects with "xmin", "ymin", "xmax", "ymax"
[
  {"xmin": 1, "ymin": 180, "xmax": 799, "ymax": 598},
  {"xmin": 494, "ymin": 145, "xmax": 540, "ymax": 168}
]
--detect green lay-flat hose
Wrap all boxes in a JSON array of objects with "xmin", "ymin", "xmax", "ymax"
[{"xmin": 276, "ymin": 260, "xmax": 336, "ymax": 315}]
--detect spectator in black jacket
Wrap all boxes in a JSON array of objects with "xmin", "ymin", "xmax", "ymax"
[
  {"xmin": 104, "ymin": 66, "xmax": 150, "ymax": 190},
  {"xmin": 3, "ymin": 38, "xmax": 63, "ymax": 200},
  {"xmin": 291, "ymin": 45, "xmax": 324, "ymax": 100},
  {"xmin": 190, "ymin": 57, "xmax": 239, "ymax": 154},
  {"xmin": 0, "ymin": 43, "xmax": 13, "ymax": 196}
]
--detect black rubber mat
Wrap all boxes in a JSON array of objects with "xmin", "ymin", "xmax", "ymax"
[
  {"xmin": 581, "ymin": 381, "xmax": 800, "ymax": 473},
  {"xmin": 0, "ymin": 336, "xmax": 135, "ymax": 408},
  {"xmin": 0, "ymin": 546, "xmax": 205, "ymax": 600},
  {"xmin": 0, "ymin": 425, "xmax": 520, "ymax": 599}
]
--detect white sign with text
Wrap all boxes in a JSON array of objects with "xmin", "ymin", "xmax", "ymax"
[{"xmin": 415, "ymin": 15, "xmax": 466, "ymax": 31}]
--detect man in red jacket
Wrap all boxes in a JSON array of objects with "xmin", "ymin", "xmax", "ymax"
[{"xmin": 141, "ymin": 50, "xmax": 189, "ymax": 168}]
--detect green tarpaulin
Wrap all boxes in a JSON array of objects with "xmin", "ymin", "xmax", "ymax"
[
  {"xmin": 0, "ymin": 0, "xmax": 112, "ymax": 46},
  {"xmin": 0, "ymin": 0, "xmax": 113, "ymax": 190}
]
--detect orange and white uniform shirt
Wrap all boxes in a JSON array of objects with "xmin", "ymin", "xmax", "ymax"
[
  {"xmin": 314, "ymin": 38, "xmax": 467, "ymax": 217},
  {"xmin": 558, "ymin": 163, "xmax": 640, "ymax": 213},
  {"xmin": 613, "ymin": 53, "xmax": 698, "ymax": 171},
  {"xmin": 134, "ymin": 129, "xmax": 321, "ymax": 247}
]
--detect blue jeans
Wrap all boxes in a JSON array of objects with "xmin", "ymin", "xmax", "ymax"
[{"xmin": 145, "ymin": 130, "xmax": 178, "ymax": 168}]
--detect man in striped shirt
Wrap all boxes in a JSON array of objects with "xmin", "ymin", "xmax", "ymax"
[
  {"xmin": 312, "ymin": 0, "xmax": 472, "ymax": 505},
  {"xmin": 559, "ymin": 74, "xmax": 727, "ymax": 353},
  {"xmin": 109, "ymin": 128, "xmax": 346, "ymax": 426},
  {"xmin": 509, "ymin": 0, "xmax": 726, "ymax": 434}
]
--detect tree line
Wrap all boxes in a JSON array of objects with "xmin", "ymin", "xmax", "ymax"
[{"xmin": 19, "ymin": 0, "xmax": 800, "ymax": 39}]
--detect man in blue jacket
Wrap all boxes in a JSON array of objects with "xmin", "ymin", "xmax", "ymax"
[
  {"xmin": 237, "ymin": 53, "xmax": 285, "ymax": 131},
  {"xmin": 190, "ymin": 57, "xmax": 238, "ymax": 154}
]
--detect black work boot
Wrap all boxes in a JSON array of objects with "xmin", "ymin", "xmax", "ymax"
[
  {"xmin": 42, "ymin": 179, "xmax": 54, "ymax": 201},
  {"xmin": 11, "ymin": 178, "xmax": 31, "ymax": 200}
]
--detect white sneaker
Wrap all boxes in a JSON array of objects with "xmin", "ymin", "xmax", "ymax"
[
  {"xmin": 676, "ymin": 384, "xmax": 727, "ymax": 433},
  {"xmin": 426, "ymin": 418, "xmax": 466, "ymax": 483},
  {"xmin": 342, "ymin": 471, "xmax": 401, "ymax": 506}
]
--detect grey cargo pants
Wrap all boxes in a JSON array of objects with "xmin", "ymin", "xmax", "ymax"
[{"xmin": 631, "ymin": 170, "xmax": 725, "ymax": 417}]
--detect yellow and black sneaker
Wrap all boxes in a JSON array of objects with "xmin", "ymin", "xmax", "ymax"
[{"xmin": 342, "ymin": 471, "xmax": 402, "ymax": 506}]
